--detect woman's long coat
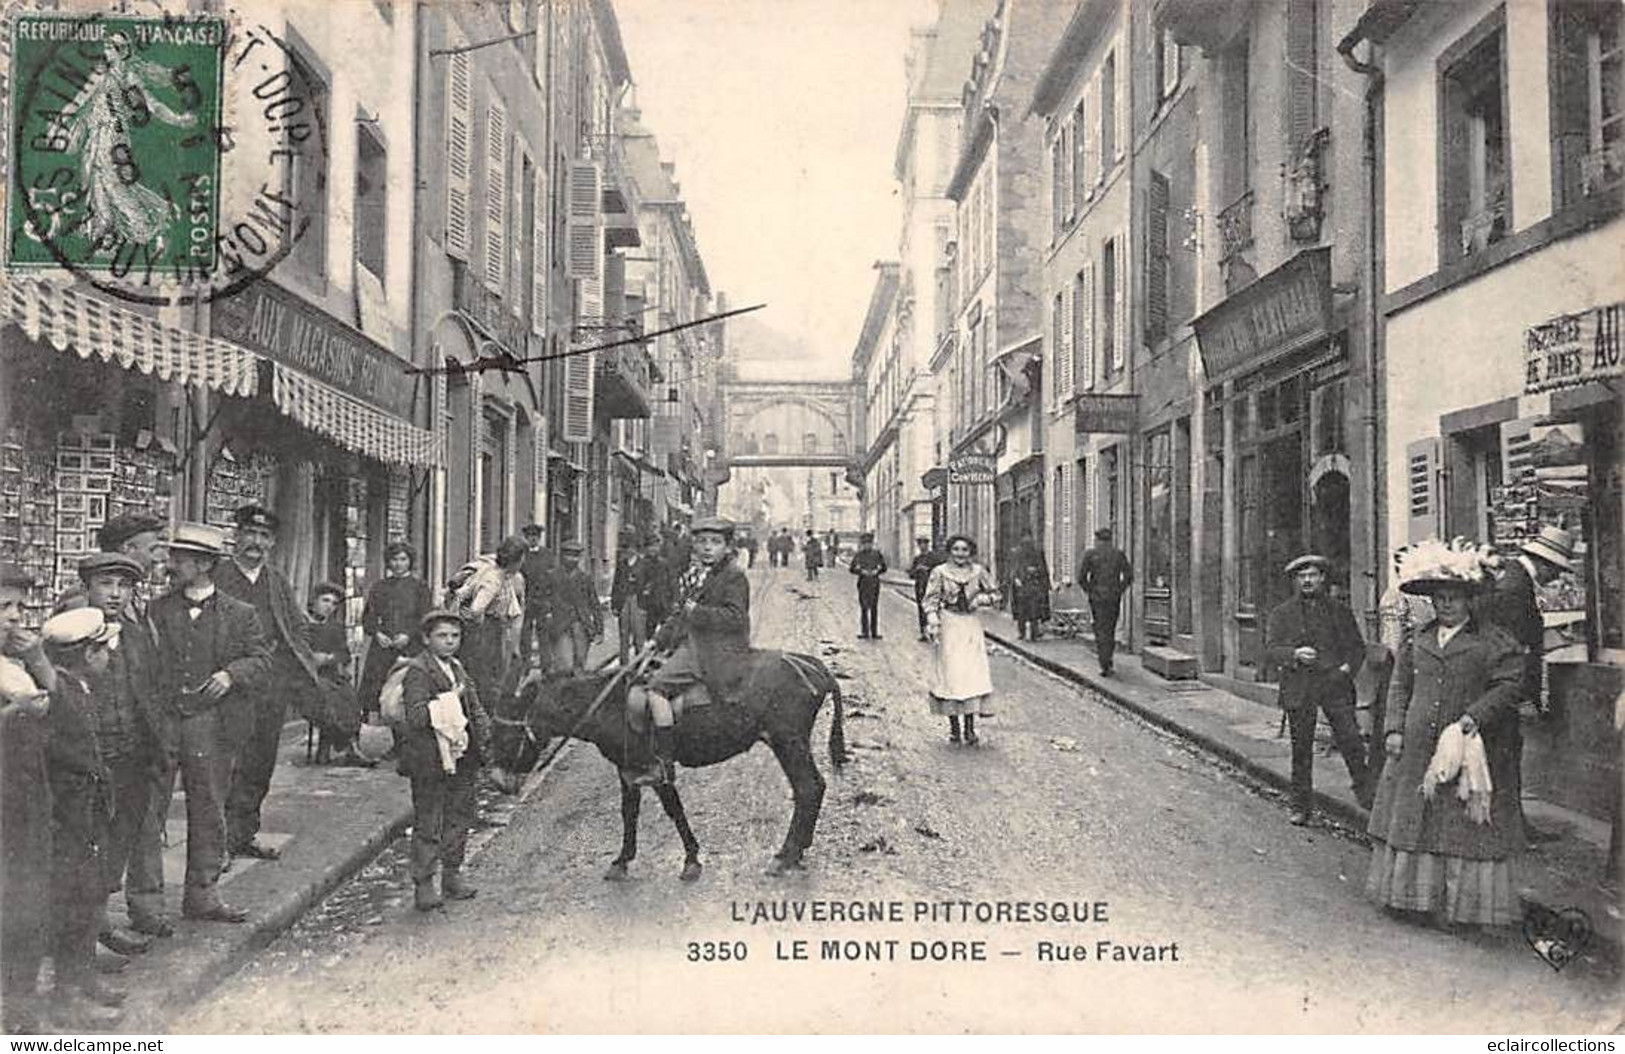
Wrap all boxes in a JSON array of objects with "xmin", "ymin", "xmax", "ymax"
[{"xmin": 1367, "ymin": 616, "xmax": 1525, "ymax": 860}]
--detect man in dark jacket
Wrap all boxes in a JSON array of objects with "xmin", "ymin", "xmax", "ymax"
[
  {"xmin": 148, "ymin": 524, "xmax": 270, "ymax": 921},
  {"xmin": 1078, "ymin": 527, "xmax": 1133, "ymax": 676},
  {"xmin": 610, "ymin": 529, "xmax": 651, "ymax": 665},
  {"xmin": 559, "ymin": 542, "xmax": 603, "ymax": 673},
  {"xmin": 627, "ymin": 517, "xmax": 751, "ymax": 785},
  {"xmin": 216, "ymin": 505, "xmax": 320, "ymax": 862},
  {"xmin": 849, "ymin": 532, "xmax": 888, "ymax": 639},
  {"xmin": 803, "ymin": 530, "xmax": 823, "ymax": 581},
  {"xmin": 518, "ymin": 523, "xmax": 566, "ymax": 674},
  {"xmin": 1265, "ymin": 554, "xmax": 1371, "ymax": 824},
  {"xmin": 1476, "ymin": 526, "xmax": 1575, "ymax": 845},
  {"xmin": 907, "ymin": 537, "xmax": 946, "ymax": 642}
]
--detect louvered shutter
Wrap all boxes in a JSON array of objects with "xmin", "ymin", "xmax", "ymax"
[
  {"xmin": 1113, "ymin": 230, "xmax": 1128, "ymax": 372},
  {"xmin": 1162, "ymin": 30, "xmax": 1182, "ymax": 100},
  {"xmin": 1077, "ymin": 264, "xmax": 1095, "ymax": 391},
  {"xmin": 1060, "ymin": 463, "xmax": 1075, "ymax": 585},
  {"xmin": 1082, "ymin": 457, "xmax": 1097, "ymax": 554},
  {"xmin": 532, "ymin": 166, "xmax": 548, "ymax": 335},
  {"xmin": 1058, "ymin": 284, "xmax": 1075, "ymax": 403},
  {"xmin": 566, "ymin": 161, "xmax": 601, "ymax": 281},
  {"xmin": 1286, "ymin": 0, "xmax": 1318, "ymax": 153},
  {"xmin": 485, "ymin": 102, "xmax": 508, "ymax": 290},
  {"xmin": 1084, "ymin": 81, "xmax": 1099, "ymax": 190},
  {"xmin": 1145, "ymin": 170, "xmax": 1169, "ymax": 342},
  {"xmin": 445, "ymin": 47, "xmax": 472, "ymax": 260},
  {"xmin": 1406, "ymin": 437, "xmax": 1443, "ymax": 543},
  {"xmin": 533, "ymin": 423, "xmax": 548, "ymax": 527},
  {"xmin": 1115, "ymin": 44, "xmax": 1128, "ymax": 162},
  {"xmin": 562, "ymin": 278, "xmax": 599, "ymax": 443}
]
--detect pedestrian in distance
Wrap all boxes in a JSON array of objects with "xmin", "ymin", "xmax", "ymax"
[
  {"xmin": 358, "ymin": 542, "xmax": 432, "ymax": 761},
  {"xmin": 1009, "ymin": 532, "xmax": 1051, "ymax": 642},
  {"xmin": 611, "ymin": 529, "xmax": 652, "ymax": 666},
  {"xmin": 517, "ymin": 523, "xmax": 560, "ymax": 673},
  {"xmin": 216, "ymin": 504, "xmax": 321, "ymax": 863},
  {"xmin": 559, "ymin": 541, "xmax": 604, "ymax": 673},
  {"xmin": 40, "ymin": 608, "xmax": 126, "ymax": 1028},
  {"xmin": 148, "ymin": 523, "xmax": 270, "ymax": 923},
  {"xmin": 306, "ymin": 582, "xmax": 373, "ymax": 768},
  {"xmin": 745, "ymin": 532, "xmax": 759, "ymax": 568},
  {"xmin": 1367, "ymin": 539, "xmax": 1525, "ymax": 930},
  {"xmin": 1077, "ymin": 527, "xmax": 1132, "ymax": 676},
  {"xmin": 73, "ymin": 552, "xmax": 165, "ymax": 952},
  {"xmin": 849, "ymin": 531, "xmax": 887, "ymax": 639},
  {"xmin": 640, "ymin": 535, "xmax": 673, "ymax": 635},
  {"xmin": 803, "ymin": 529, "xmax": 823, "ymax": 581},
  {"xmin": 396, "ymin": 609, "xmax": 501, "ymax": 911},
  {"xmin": 1265, "ymin": 553, "xmax": 1372, "ymax": 825},
  {"xmin": 922, "ymin": 534, "xmax": 999, "ymax": 745},
  {"xmin": 0, "ymin": 563, "xmax": 56, "ymax": 1034},
  {"xmin": 907, "ymin": 536, "xmax": 946, "ymax": 642}
]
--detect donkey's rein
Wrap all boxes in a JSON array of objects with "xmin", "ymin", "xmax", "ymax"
[{"xmin": 495, "ymin": 643, "xmax": 658, "ymax": 782}]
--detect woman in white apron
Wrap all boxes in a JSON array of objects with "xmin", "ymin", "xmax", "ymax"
[{"xmin": 922, "ymin": 534, "xmax": 1000, "ymax": 744}]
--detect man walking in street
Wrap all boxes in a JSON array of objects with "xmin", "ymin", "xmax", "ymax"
[
  {"xmin": 1078, "ymin": 527, "xmax": 1132, "ymax": 676},
  {"xmin": 850, "ymin": 532, "xmax": 887, "ymax": 639},
  {"xmin": 148, "ymin": 524, "xmax": 269, "ymax": 921},
  {"xmin": 1477, "ymin": 526, "xmax": 1576, "ymax": 846},
  {"xmin": 1265, "ymin": 554, "xmax": 1371, "ymax": 825},
  {"xmin": 559, "ymin": 542, "xmax": 603, "ymax": 673},
  {"xmin": 611, "ymin": 529, "xmax": 651, "ymax": 666},
  {"xmin": 907, "ymin": 537, "xmax": 945, "ymax": 642},
  {"xmin": 518, "ymin": 524, "xmax": 572, "ymax": 679},
  {"xmin": 217, "ymin": 505, "xmax": 320, "ymax": 863},
  {"xmin": 803, "ymin": 530, "xmax": 823, "ymax": 581}
]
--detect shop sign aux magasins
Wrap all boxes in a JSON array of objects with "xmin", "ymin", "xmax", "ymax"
[{"xmin": 1523, "ymin": 301, "xmax": 1623, "ymax": 394}]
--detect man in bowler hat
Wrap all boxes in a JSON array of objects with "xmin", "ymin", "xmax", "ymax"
[
  {"xmin": 216, "ymin": 505, "xmax": 321, "ymax": 861},
  {"xmin": 1265, "ymin": 554, "xmax": 1371, "ymax": 824},
  {"xmin": 147, "ymin": 524, "xmax": 270, "ymax": 921},
  {"xmin": 1078, "ymin": 527, "xmax": 1133, "ymax": 676}
]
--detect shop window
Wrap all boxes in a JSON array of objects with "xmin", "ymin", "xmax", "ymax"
[
  {"xmin": 1551, "ymin": 0, "xmax": 1624, "ymax": 205},
  {"xmin": 479, "ymin": 408, "xmax": 509, "ymax": 553},
  {"xmin": 1238, "ymin": 452, "xmax": 1259, "ymax": 609},
  {"xmin": 1175, "ymin": 417, "xmax": 1193, "ymax": 635},
  {"xmin": 1146, "ymin": 429, "xmax": 1174, "ymax": 592},
  {"xmin": 284, "ymin": 43, "xmax": 329, "ymax": 283},
  {"xmin": 354, "ymin": 123, "xmax": 387, "ymax": 282},
  {"xmin": 1439, "ymin": 12, "xmax": 1510, "ymax": 262},
  {"xmin": 1311, "ymin": 377, "xmax": 1346, "ymax": 457}
]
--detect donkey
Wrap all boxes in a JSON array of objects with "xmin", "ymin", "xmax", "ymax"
[{"xmin": 499, "ymin": 651, "xmax": 846, "ymax": 880}]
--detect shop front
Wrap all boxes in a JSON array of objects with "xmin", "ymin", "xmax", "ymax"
[
  {"xmin": 947, "ymin": 450, "xmax": 996, "ymax": 555},
  {"xmin": 1193, "ymin": 248, "xmax": 1367, "ymax": 681},
  {"xmin": 920, "ymin": 467, "xmax": 947, "ymax": 551}
]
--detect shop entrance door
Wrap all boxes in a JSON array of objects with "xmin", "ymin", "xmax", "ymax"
[{"xmin": 1260, "ymin": 432, "xmax": 1304, "ymax": 619}]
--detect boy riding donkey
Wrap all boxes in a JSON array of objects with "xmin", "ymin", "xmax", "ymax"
[{"xmin": 624, "ymin": 517, "xmax": 751, "ymax": 787}]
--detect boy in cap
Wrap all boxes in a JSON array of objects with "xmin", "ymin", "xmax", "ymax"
[
  {"xmin": 849, "ymin": 532, "xmax": 888, "ymax": 639},
  {"xmin": 40, "ymin": 608, "xmax": 125, "ymax": 1025},
  {"xmin": 75, "ymin": 552, "xmax": 166, "ymax": 949},
  {"xmin": 217, "ymin": 504, "xmax": 322, "ymax": 861},
  {"xmin": 148, "ymin": 524, "xmax": 271, "ymax": 921},
  {"xmin": 97, "ymin": 511, "xmax": 167, "ymax": 612},
  {"xmin": 1264, "ymin": 554, "xmax": 1370, "ymax": 824},
  {"xmin": 397, "ymin": 610, "xmax": 496, "ymax": 910},
  {"xmin": 307, "ymin": 582, "xmax": 372, "ymax": 767},
  {"xmin": 0, "ymin": 564, "xmax": 56, "ymax": 1032}
]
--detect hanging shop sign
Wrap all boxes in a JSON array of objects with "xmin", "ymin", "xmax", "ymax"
[
  {"xmin": 1074, "ymin": 393, "xmax": 1140, "ymax": 435},
  {"xmin": 1523, "ymin": 301, "xmax": 1624, "ymax": 394},
  {"xmin": 212, "ymin": 280, "xmax": 415, "ymax": 420},
  {"xmin": 1192, "ymin": 247, "xmax": 1332, "ymax": 384},
  {"xmin": 948, "ymin": 452, "xmax": 996, "ymax": 485}
]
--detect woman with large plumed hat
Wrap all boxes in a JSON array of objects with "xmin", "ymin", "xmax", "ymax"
[{"xmin": 1365, "ymin": 539, "xmax": 1528, "ymax": 930}]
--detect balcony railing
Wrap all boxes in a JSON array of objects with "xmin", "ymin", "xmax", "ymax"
[
  {"xmin": 595, "ymin": 344, "xmax": 654, "ymax": 420},
  {"xmin": 1216, "ymin": 190, "xmax": 1254, "ymax": 262}
]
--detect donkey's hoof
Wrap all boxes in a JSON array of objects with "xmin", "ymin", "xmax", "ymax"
[
  {"xmin": 679, "ymin": 859, "xmax": 702, "ymax": 883},
  {"xmin": 765, "ymin": 856, "xmax": 805, "ymax": 877},
  {"xmin": 603, "ymin": 861, "xmax": 630, "ymax": 882}
]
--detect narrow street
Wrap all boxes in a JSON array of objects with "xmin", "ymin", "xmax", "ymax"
[{"xmin": 175, "ymin": 567, "xmax": 1618, "ymax": 1034}]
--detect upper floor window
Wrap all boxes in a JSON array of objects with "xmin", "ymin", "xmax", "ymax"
[
  {"xmin": 1551, "ymin": 0, "xmax": 1624, "ymax": 205},
  {"xmin": 1050, "ymin": 135, "xmax": 1066, "ymax": 238},
  {"xmin": 1100, "ymin": 51, "xmax": 1117, "ymax": 166},
  {"xmin": 284, "ymin": 44, "xmax": 329, "ymax": 283},
  {"xmin": 1071, "ymin": 95, "xmax": 1089, "ymax": 214},
  {"xmin": 1439, "ymin": 11, "xmax": 1509, "ymax": 261},
  {"xmin": 1156, "ymin": 28, "xmax": 1181, "ymax": 104},
  {"xmin": 354, "ymin": 123, "xmax": 387, "ymax": 282}
]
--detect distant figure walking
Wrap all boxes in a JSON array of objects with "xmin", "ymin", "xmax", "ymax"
[
  {"xmin": 803, "ymin": 530, "xmax": 823, "ymax": 582},
  {"xmin": 1008, "ymin": 532, "xmax": 1051, "ymax": 641},
  {"xmin": 849, "ymin": 532, "xmax": 887, "ymax": 639},
  {"xmin": 907, "ymin": 537, "xmax": 946, "ymax": 642},
  {"xmin": 1077, "ymin": 527, "xmax": 1132, "ymax": 676}
]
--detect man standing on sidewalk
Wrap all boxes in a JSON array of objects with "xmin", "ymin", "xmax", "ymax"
[
  {"xmin": 1078, "ymin": 528, "xmax": 1132, "ymax": 676},
  {"xmin": 611, "ymin": 529, "xmax": 651, "ymax": 666},
  {"xmin": 1265, "ymin": 554, "xmax": 1371, "ymax": 825},
  {"xmin": 217, "ymin": 505, "xmax": 320, "ymax": 863},
  {"xmin": 850, "ymin": 532, "xmax": 887, "ymax": 639},
  {"xmin": 907, "ymin": 537, "xmax": 945, "ymax": 642}
]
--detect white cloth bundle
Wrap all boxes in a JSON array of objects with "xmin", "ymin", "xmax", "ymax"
[
  {"xmin": 1420, "ymin": 722, "xmax": 1493, "ymax": 824},
  {"xmin": 428, "ymin": 690, "xmax": 469, "ymax": 774}
]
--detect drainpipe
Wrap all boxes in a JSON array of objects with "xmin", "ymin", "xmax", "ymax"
[
  {"xmin": 1338, "ymin": 33, "xmax": 1386, "ymax": 618},
  {"xmin": 412, "ymin": 0, "xmax": 446, "ymax": 593}
]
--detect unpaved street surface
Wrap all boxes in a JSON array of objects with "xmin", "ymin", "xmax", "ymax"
[{"xmin": 176, "ymin": 568, "xmax": 1621, "ymax": 1033}]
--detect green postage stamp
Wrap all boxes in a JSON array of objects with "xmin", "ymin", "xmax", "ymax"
[{"xmin": 7, "ymin": 13, "xmax": 225, "ymax": 280}]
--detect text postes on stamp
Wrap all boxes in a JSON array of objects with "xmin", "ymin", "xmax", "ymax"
[{"xmin": 6, "ymin": 11, "xmax": 327, "ymax": 306}]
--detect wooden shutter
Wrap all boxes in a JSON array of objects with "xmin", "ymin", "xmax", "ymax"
[
  {"xmin": 1145, "ymin": 170, "xmax": 1169, "ymax": 342},
  {"xmin": 1162, "ymin": 30, "xmax": 1182, "ymax": 100},
  {"xmin": 1077, "ymin": 264, "xmax": 1095, "ymax": 391},
  {"xmin": 566, "ymin": 160, "xmax": 601, "ymax": 281},
  {"xmin": 1059, "ymin": 284, "xmax": 1075, "ymax": 402},
  {"xmin": 485, "ymin": 102, "xmax": 508, "ymax": 290},
  {"xmin": 1406, "ymin": 437, "xmax": 1442, "ymax": 543},
  {"xmin": 1072, "ymin": 98, "xmax": 1088, "ymax": 212},
  {"xmin": 532, "ymin": 166, "xmax": 548, "ymax": 336},
  {"xmin": 1084, "ymin": 80, "xmax": 1100, "ymax": 189},
  {"xmin": 1083, "ymin": 456, "xmax": 1097, "ymax": 551},
  {"xmin": 445, "ymin": 47, "xmax": 472, "ymax": 260},
  {"xmin": 1286, "ymin": 0, "xmax": 1318, "ymax": 152},
  {"xmin": 532, "ymin": 422, "xmax": 548, "ymax": 528},
  {"xmin": 562, "ymin": 277, "xmax": 599, "ymax": 443},
  {"xmin": 1113, "ymin": 229, "xmax": 1128, "ymax": 372},
  {"xmin": 1115, "ymin": 45, "xmax": 1128, "ymax": 162},
  {"xmin": 1062, "ymin": 462, "xmax": 1076, "ymax": 584}
]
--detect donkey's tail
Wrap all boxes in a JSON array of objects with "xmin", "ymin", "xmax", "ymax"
[
  {"xmin": 826, "ymin": 674, "xmax": 847, "ymax": 767},
  {"xmin": 780, "ymin": 652, "xmax": 846, "ymax": 768}
]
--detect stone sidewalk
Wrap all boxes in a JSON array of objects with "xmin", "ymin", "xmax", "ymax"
[
  {"xmin": 874, "ymin": 572, "xmax": 1620, "ymax": 958},
  {"xmin": 104, "ymin": 629, "xmax": 623, "ymax": 1033}
]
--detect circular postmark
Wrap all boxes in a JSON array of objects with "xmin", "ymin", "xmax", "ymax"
[{"xmin": 6, "ymin": 8, "xmax": 328, "ymax": 306}]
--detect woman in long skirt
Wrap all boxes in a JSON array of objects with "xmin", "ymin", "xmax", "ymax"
[
  {"xmin": 1008, "ymin": 533, "xmax": 1051, "ymax": 641},
  {"xmin": 923, "ymin": 534, "xmax": 1000, "ymax": 745}
]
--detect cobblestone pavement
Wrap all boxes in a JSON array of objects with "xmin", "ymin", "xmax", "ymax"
[{"xmin": 175, "ymin": 567, "xmax": 1622, "ymax": 1034}]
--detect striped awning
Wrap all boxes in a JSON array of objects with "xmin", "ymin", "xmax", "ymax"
[
  {"xmin": 270, "ymin": 363, "xmax": 441, "ymax": 468},
  {"xmin": 0, "ymin": 276, "xmax": 259, "ymax": 396}
]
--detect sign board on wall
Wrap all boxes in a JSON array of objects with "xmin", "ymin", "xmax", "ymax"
[
  {"xmin": 1191, "ymin": 247, "xmax": 1333, "ymax": 384},
  {"xmin": 948, "ymin": 453, "xmax": 996, "ymax": 485},
  {"xmin": 1523, "ymin": 301, "xmax": 1624, "ymax": 394}
]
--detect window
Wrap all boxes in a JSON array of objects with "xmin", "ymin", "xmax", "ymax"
[
  {"xmin": 1439, "ymin": 12, "xmax": 1509, "ymax": 260},
  {"xmin": 830, "ymin": 473, "xmax": 839, "ymax": 495},
  {"xmin": 284, "ymin": 45, "xmax": 328, "ymax": 281},
  {"xmin": 805, "ymin": 432, "xmax": 819, "ymax": 454},
  {"xmin": 1551, "ymin": 0, "xmax": 1624, "ymax": 204},
  {"xmin": 1101, "ymin": 238, "xmax": 1117, "ymax": 375},
  {"xmin": 1285, "ymin": 0, "xmax": 1319, "ymax": 153},
  {"xmin": 763, "ymin": 433, "xmax": 778, "ymax": 455},
  {"xmin": 1100, "ymin": 52, "xmax": 1117, "ymax": 169},
  {"xmin": 1051, "ymin": 291, "xmax": 1065, "ymax": 405},
  {"xmin": 1145, "ymin": 170, "xmax": 1170, "ymax": 343},
  {"xmin": 1072, "ymin": 266, "xmax": 1090, "ymax": 391},
  {"xmin": 480, "ymin": 407, "xmax": 509, "ymax": 552},
  {"xmin": 1072, "ymin": 96, "xmax": 1089, "ymax": 214},
  {"xmin": 1157, "ymin": 28, "xmax": 1181, "ymax": 102},
  {"xmin": 1050, "ymin": 135, "xmax": 1066, "ymax": 237},
  {"xmin": 354, "ymin": 123, "xmax": 387, "ymax": 282}
]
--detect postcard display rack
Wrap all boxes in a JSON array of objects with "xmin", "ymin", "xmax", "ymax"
[
  {"xmin": 205, "ymin": 453, "xmax": 275, "ymax": 536},
  {"xmin": 1, "ymin": 424, "xmax": 176, "ymax": 623}
]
